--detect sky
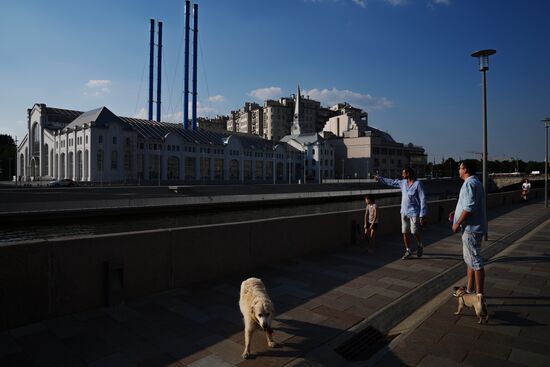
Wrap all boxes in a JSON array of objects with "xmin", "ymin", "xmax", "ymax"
[{"xmin": 1, "ymin": 0, "xmax": 549, "ymax": 163}]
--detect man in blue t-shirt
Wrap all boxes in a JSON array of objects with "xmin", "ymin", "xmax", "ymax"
[
  {"xmin": 375, "ymin": 167, "xmax": 427, "ymax": 259},
  {"xmin": 452, "ymin": 160, "xmax": 486, "ymax": 297}
]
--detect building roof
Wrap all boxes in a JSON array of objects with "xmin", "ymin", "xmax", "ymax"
[
  {"xmin": 281, "ymin": 132, "xmax": 322, "ymax": 144},
  {"xmin": 44, "ymin": 104, "xmax": 279, "ymax": 150},
  {"xmin": 65, "ymin": 107, "xmax": 130, "ymax": 130},
  {"xmin": 365, "ymin": 126, "xmax": 396, "ymax": 143},
  {"xmin": 45, "ymin": 107, "xmax": 83, "ymax": 124}
]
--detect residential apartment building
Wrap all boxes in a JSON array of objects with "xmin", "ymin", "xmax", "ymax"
[
  {"xmin": 226, "ymin": 102, "xmax": 262, "ymax": 136},
  {"xmin": 231, "ymin": 87, "xmax": 334, "ymax": 142},
  {"xmin": 197, "ymin": 115, "xmax": 229, "ymax": 132}
]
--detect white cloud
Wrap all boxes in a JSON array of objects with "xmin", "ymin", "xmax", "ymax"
[
  {"xmin": 162, "ymin": 111, "xmax": 183, "ymax": 123},
  {"xmin": 427, "ymin": 0, "xmax": 451, "ymax": 8},
  {"xmin": 85, "ymin": 80, "xmax": 112, "ymax": 88},
  {"xmin": 84, "ymin": 79, "xmax": 112, "ymax": 97},
  {"xmin": 133, "ymin": 107, "xmax": 148, "ymax": 119},
  {"xmin": 248, "ymin": 87, "xmax": 283, "ymax": 101},
  {"xmin": 208, "ymin": 94, "xmax": 226, "ymax": 102},
  {"xmin": 385, "ymin": 0, "xmax": 406, "ymax": 5},
  {"xmin": 304, "ymin": 0, "xmax": 367, "ymax": 7},
  {"xmin": 305, "ymin": 87, "xmax": 394, "ymax": 111}
]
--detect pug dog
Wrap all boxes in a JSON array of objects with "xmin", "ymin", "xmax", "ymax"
[{"xmin": 452, "ymin": 286, "xmax": 489, "ymax": 324}]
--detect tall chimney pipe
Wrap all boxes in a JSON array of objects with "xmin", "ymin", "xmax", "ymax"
[
  {"xmin": 149, "ymin": 19, "xmax": 155, "ymax": 121},
  {"xmin": 183, "ymin": 1, "xmax": 190, "ymax": 129},
  {"xmin": 156, "ymin": 21, "xmax": 163, "ymax": 122},
  {"xmin": 192, "ymin": 3, "xmax": 198, "ymax": 131}
]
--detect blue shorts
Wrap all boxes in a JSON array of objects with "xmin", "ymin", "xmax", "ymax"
[{"xmin": 462, "ymin": 231, "xmax": 483, "ymax": 271}]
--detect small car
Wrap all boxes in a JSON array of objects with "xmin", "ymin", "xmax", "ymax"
[{"xmin": 48, "ymin": 179, "xmax": 76, "ymax": 187}]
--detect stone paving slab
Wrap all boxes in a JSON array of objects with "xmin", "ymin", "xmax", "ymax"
[
  {"xmin": 376, "ymin": 213, "xmax": 550, "ymax": 366},
  {"xmin": 0, "ymin": 202, "xmax": 548, "ymax": 366}
]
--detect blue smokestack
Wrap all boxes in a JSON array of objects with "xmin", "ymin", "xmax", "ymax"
[
  {"xmin": 192, "ymin": 3, "xmax": 198, "ymax": 131},
  {"xmin": 156, "ymin": 21, "xmax": 163, "ymax": 122},
  {"xmin": 149, "ymin": 19, "xmax": 155, "ymax": 121},
  {"xmin": 183, "ymin": 1, "xmax": 190, "ymax": 129}
]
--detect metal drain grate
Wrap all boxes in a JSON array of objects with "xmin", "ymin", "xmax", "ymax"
[{"xmin": 335, "ymin": 326, "xmax": 397, "ymax": 361}]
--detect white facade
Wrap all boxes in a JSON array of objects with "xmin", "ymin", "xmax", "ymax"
[{"xmin": 17, "ymin": 103, "xmax": 310, "ymax": 184}]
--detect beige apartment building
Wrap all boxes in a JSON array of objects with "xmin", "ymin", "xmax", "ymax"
[
  {"xmin": 230, "ymin": 87, "xmax": 333, "ymax": 142},
  {"xmin": 226, "ymin": 102, "xmax": 262, "ymax": 135},
  {"xmin": 263, "ymin": 97, "xmax": 294, "ymax": 141}
]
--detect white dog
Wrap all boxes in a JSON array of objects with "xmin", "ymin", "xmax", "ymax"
[{"xmin": 239, "ymin": 277, "xmax": 278, "ymax": 359}]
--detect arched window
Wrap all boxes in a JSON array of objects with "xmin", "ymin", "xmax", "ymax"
[
  {"xmin": 111, "ymin": 150, "xmax": 118, "ymax": 169},
  {"xmin": 123, "ymin": 137, "xmax": 132, "ymax": 173},
  {"xmin": 32, "ymin": 123, "xmax": 40, "ymax": 154},
  {"xmin": 49, "ymin": 149, "xmax": 53, "ymax": 176},
  {"xmin": 60, "ymin": 153, "xmax": 66, "ymax": 178},
  {"xmin": 266, "ymin": 161, "xmax": 273, "ymax": 180},
  {"xmin": 19, "ymin": 154, "xmax": 24, "ymax": 178},
  {"xmin": 67, "ymin": 152, "xmax": 73, "ymax": 178},
  {"xmin": 276, "ymin": 162, "xmax": 284, "ymax": 180},
  {"xmin": 43, "ymin": 144, "xmax": 49, "ymax": 176},
  {"xmin": 76, "ymin": 151, "xmax": 83, "ymax": 180},
  {"xmin": 97, "ymin": 150, "xmax": 104, "ymax": 171},
  {"xmin": 229, "ymin": 159, "xmax": 239, "ymax": 180},
  {"xmin": 255, "ymin": 161, "xmax": 263, "ymax": 180},
  {"xmin": 84, "ymin": 150, "xmax": 89, "ymax": 180},
  {"xmin": 167, "ymin": 156, "xmax": 180, "ymax": 180},
  {"xmin": 214, "ymin": 158, "xmax": 224, "ymax": 180},
  {"xmin": 184, "ymin": 157, "xmax": 195, "ymax": 179}
]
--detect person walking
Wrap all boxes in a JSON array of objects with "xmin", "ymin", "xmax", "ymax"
[
  {"xmin": 375, "ymin": 167, "xmax": 427, "ymax": 259},
  {"xmin": 521, "ymin": 179, "xmax": 531, "ymax": 202},
  {"xmin": 451, "ymin": 160, "xmax": 486, "ymax": 297},
  {"xmin": 364, "ymin": 195, "xmax": 378, "ymax": 253}
]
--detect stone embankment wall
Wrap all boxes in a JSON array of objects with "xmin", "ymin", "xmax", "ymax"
[{"xmin": 0, "ymin": 188, "xmax": 543, "ymax": 331}]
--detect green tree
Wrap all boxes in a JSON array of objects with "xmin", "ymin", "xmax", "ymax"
[{"xmin": 0, "ymin": 134, "xmax": 17, "ymax": 180}]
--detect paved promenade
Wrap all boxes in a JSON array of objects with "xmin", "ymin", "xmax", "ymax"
[
  {"xmin": 0, "ymin": 202, "xmax": 548, "ymax": 367},
  {"xmin": 374, "ymin": 210, "xmax": 550, "ymax": 367}
]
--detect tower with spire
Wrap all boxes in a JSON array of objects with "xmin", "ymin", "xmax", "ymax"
[{"xmin": 291, "ymin": 85, "xmax": 303, "ymax": 136}]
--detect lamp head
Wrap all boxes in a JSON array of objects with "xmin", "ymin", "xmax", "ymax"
[{"xmin": 471, "ymin": 49, "xmax": 496, "ymax": 71}]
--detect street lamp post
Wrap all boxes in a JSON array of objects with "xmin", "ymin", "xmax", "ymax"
[
  {"xmin": 471, "ymin": 49, "xmax": 496, "ymax": 240},
  {"xmin": 542, "ymin": 118, "xmax": 550, "ymax": 208}
]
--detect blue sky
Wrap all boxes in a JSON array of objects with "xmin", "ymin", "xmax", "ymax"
[{"xmin": 1, "ymin": 0, "xmax": 549, "ymax": 162}]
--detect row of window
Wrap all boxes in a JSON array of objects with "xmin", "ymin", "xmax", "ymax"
[
  {"xmin": 56, "ymin": 135, "xmax": 89, "ymax": 149},
  {"xmin": 373, "ymin": 158, "xmax": 403, "ymax": 167},
  {"xmin": 96, "ymin": 150, "xmax": 132, "ymax": 171},
  {"xmin": 372, "ymin": 147, "xmax": 404, "ymax": 156}
]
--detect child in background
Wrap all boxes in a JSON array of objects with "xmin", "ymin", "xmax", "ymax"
[{"xmin": 364, "ymin": 195, "xmax": 379, "ymax": 252}]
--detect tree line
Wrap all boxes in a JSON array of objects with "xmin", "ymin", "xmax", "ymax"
[
  {"xmin": 0, "ymin": 134, "xmax": 17, "ymax": 180},
  {"xmin": 427, "ymin": 157, "xmax": 547, "ymax": 178}
]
